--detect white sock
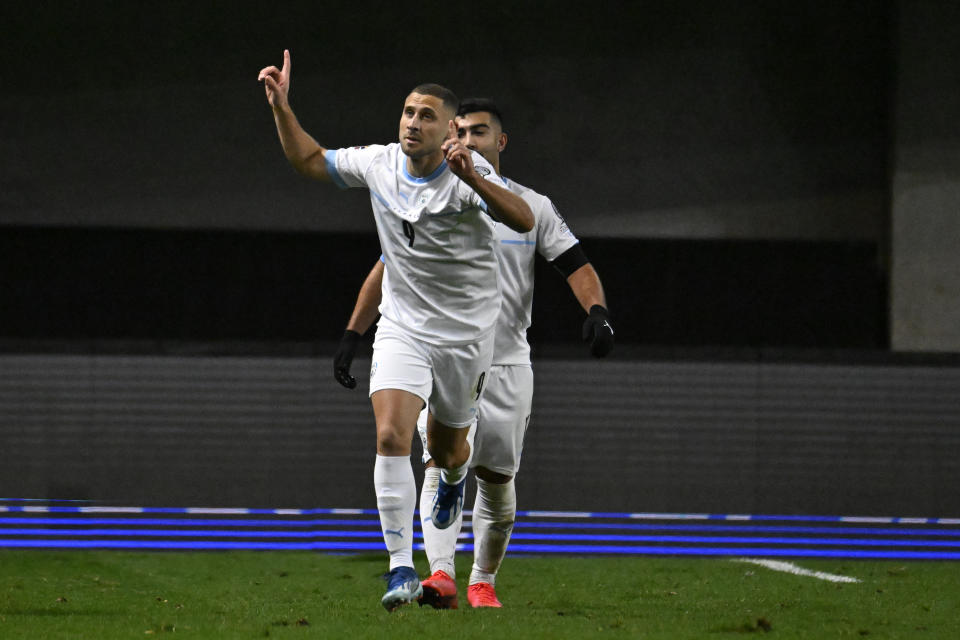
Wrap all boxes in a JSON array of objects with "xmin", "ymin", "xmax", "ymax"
[
  {"xmin": 469, "ymin": 477, "xmax": 516, "ymax": 587},
  {"xmin": 374, "ymin": 454, "xmax": 416, "ymax": 571},
  {"xmin": 419, "ymin": 466, "xmax": 461, "ymax": 578}
]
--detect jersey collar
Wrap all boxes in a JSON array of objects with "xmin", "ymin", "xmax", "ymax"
[{"xmin": 402, "ymin": 157, "xmax": 448, "ymax": 184}]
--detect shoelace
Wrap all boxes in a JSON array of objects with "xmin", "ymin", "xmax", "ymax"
[{"xmin": 468, "ymin": 584, "xmax": 500, "ymax": 605}]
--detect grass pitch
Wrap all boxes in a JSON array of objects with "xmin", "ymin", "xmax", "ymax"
[{"xmin": 1, "ymin": 550, "xmax": 958, "ymax": 639}]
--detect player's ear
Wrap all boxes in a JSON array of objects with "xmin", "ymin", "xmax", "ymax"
[{"xmin": 498, "ymin": 132, "xmax": 508, "ymax": 152}]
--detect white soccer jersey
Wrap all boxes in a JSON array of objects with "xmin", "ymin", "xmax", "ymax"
[
  {"xmin": 325, "ymin": 143, "xmax": 506, "ymax": 345},
  {"xmin": 492, "ymin": 178, "xmax": 579, "ymax": 364}
]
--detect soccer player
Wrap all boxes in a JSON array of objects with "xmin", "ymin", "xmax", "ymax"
[
  {"xmin": 334, "ymin": 98, "xmax": 614, "ymax": 608},
  {"xmin": 258, "ymin": 53, "xmax": 534, "ymax": 612}
]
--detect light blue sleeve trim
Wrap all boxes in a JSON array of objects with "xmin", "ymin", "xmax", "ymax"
[
  {"xmin": 379, "ymin": 254, "xmax": 385, "ymax": 263},
  {"xmin": 324, "ymin": 149, "xmax": 349, "ymax": 190}
]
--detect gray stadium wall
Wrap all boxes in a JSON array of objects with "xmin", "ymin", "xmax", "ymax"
[
  {"xmin": 1, "ymin": 2, "xmax": 888, "ymax": 241},
  {"xmin": 890, "ymin": 1, "xmax": 960, "ymax": 352},
  {"xmin": 1, "ymin": 352, "xmax": 957, "ymax": 517}
]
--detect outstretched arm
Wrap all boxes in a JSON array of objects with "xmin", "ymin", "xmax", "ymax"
[
  {"xmin": 333, "ymin": 259, "xmax": 385, "ymax": 388},
  {"xmin": 441, "ymin": 123, "xmax": 533, "ymax": 232},
  {"xmin": 258, "ymin": 49, "xmax": 331, "ymax": 182}
]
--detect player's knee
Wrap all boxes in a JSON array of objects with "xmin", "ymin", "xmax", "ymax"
[
  {"xmin": 428, "ymin": 444, "xmax": 468, "ymax": 470},
  {"xmin": 376, "ymin": 425, "xmax": 410, "ymax": 456},
  {"xmin": 475, "ymin": 466, "xmax": 512, "ymax": 484}
]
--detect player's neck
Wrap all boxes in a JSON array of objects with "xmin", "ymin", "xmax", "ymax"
[
  {"xmin": 406, "ymin": 151, "xmax": 445, "ymax": 178},
  {"xmin": 486, "ymin": 152, "xmax": 502, "ymax": 177}
]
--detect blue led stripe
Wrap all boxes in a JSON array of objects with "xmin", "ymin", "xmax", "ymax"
[
  {"xmin": 1, "ymin": 538, "xmax": 958, "ymax": 560},
  {"xmin": 3, "ymin": 503, "xmax": 959, "ymax": 559},
  {"xmin": 0, "ymin": 528, "xmax": 395, "ymax": 539},
  {"xmin": 518, "ymin": 511, "xmax": 960, "ymax": 524},
  {"xmin": 0, "ymin": 540, "xmax": 388, "ymax": 551},
  {"xmin": 512, "ymin": 522, "xmax": 960, "ymax": 537},
  {"xmin": 4, "ymin": 519, "xmax": 959, "ymax": 539},
  {"xmin": 504, "ymin": 544, "xmax": 960, "ymax": 560},
  {"xmin": 5, "ymin": 517, "xmax": 958, "ymax": 538},
  {"xmin": 505, "ymin": 533, "xmax": 960, "ymax": 547},
  {"xmin": 0, "ymin": 517, "xmax": 383, "ymax": 528},
  {"xmin": 6, "ymin": 528, "xmax": 959, "ymax": 548},
  {"xmin": 0, "ymin": 507, "xmax": 381, "ymax": 517}
]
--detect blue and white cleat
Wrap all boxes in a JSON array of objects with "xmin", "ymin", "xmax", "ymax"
[
  {"xmin": 430, "ymin": 477, "xmax": 466, "ymax": 530},
  {"xmin": 381, "ymin": 566, "xmax": 423, "ymax": 612}
]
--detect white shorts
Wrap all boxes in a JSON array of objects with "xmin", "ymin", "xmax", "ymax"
[
  {"xmin": 369, "ymin": 317, "xmax": 494, "ymax": 428},
  {"xmin": 418, "ymin": 364, "xmax": 533, "ymax": 477}
]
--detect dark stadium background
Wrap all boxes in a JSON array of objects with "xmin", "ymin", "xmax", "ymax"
[{"xmin": 1, "ymin": 1, "xmax": 958, "ymax": 517}]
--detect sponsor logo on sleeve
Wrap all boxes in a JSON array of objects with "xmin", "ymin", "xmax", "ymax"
[{"xmin": 551, "ymin": 202, "xmax": 571, "ymax": 235}]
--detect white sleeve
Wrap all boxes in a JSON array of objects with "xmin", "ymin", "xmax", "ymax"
[
  {"xmin": 457, "ymin": 151, "xmax": 507, "ymax": 210},
  {"xmin": 536, "ymin": 195, "xmax": 579, "ymax": 261},
  {"xmin": 324, "ymin": 145, "xmax": 383, "ymax": 190}
]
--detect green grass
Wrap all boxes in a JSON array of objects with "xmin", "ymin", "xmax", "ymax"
[{"xmin": 1, "ymin": 551, "xmax": 958, "ymax": 639}]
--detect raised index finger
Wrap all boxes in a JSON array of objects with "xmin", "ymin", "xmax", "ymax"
[
  {"xmin": 282, "ymin": 49, "xmax": 291, "ymax": 75},
  {"xmin": 447, "ymin": 119, "xmax": 456, "ymax": 140}
]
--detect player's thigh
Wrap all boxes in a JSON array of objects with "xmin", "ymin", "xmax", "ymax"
[
  {"xmin": 369, "ymin": 319, "xmax": 432, "ymax": 404},
  {"xmin": 428, "ymin": 332, "xmax": 494, "ymax": 428},
  {"xmin": 473, "ymin": 365, "xmax": 533, "ymax": 477}
]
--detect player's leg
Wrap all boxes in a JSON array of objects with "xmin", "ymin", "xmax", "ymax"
[
  {"xmin": 372, "ymin": 389, "xmax": 424, "ymax": 611},
  {"xmin": 416, "ymin": 414, "xmax": 476, "ymax": 609},
  {"xmin": 467, "ymin": 469, "xmax": 515, "ymax": 608},
  {"xmin": 368, "ymin": 320, "xmax": 431, "ymax": 611},
  {"xmin": 425, "ymin": 334, "xmax": 493, "ymax": 530},
  {"xmin": 467, "ymin": 365, "xmax": 532, "ymax": 608},
  {"xmin": 426, "ymin": 412, "xmax": 473, "ymax": 527}
]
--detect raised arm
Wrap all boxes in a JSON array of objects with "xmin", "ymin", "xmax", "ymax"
[
  {"xmin": 441, "ymin": 123, "xmax": 533, "ymax": 232},
  {"xmin": 258, "ymin": 50, "xmax": 331, "ymax": 182},
  {"xmin": 469, "ymin": 173, "xmax": 535, "ymax": 233},
  {"xmin": 333, "ymin": 259, "xmax": 385, "ymax": 388}
]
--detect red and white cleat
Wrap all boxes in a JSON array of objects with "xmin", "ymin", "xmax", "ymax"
[
  {"xmin": 467, "ymin": 582, "xmax": 502, "ymax": 608},
  {"xmin": 418, "ymin": 570, "xmax": 458, "ymax": 609}
]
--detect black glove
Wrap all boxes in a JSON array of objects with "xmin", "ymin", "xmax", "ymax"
[
  {"xmin": 333, "ymin": 330, "xmax": 362, "ymax": 389},
  {"xmin": 582, "ymin": 305, "xmax": 614, "ymax": 358}
]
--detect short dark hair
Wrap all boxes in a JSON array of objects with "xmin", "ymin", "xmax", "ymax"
[
  {"xmin": 457, "ymin": 98, "xmax": 504, "ymax": 129},
  {"xmin": 410, "ymin": 83, "xmax": 459, "ymax": 116}
]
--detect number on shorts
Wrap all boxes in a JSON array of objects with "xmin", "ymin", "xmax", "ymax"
[
  {"xmin": 402, "ymin": 220, "xmax": 415, "ymax": 247},
  {"xmin": 474, "ymin": 371, "xmax": 486, "ymax": 399}
]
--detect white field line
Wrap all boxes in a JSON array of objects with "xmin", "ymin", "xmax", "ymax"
[{"xmin": 734, "ymin": 558, "xmax": 861, "ymax": 583}]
